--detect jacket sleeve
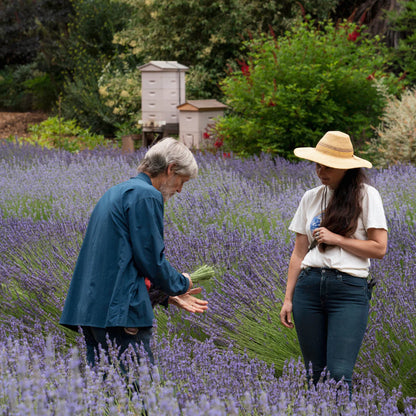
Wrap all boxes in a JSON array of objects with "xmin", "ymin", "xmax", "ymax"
[{"xmin": 127, "ymin": 194, "xmax": 189, "ymax": 296}]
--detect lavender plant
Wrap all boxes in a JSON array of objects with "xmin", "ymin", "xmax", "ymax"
[
  {"xmin": 0, "ymin": 334, "xmax": 413, "ymax": 415},
  {"xmin": 0, "ymin": 142, "xmax": 415, "ymax": 411}
]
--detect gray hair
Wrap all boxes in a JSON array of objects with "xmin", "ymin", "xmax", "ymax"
[{"xmin": 138, "ymin": 137, "xmax": 198, "ymax": 179}]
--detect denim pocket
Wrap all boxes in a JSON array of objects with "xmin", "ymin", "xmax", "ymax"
[
  {"xmin": 332, "ymin": 273, "xmax": 368, "ymax": 304},
  {"xmin": 297, "ymin": 269, "xmax": 307, "ymax": 282},
  {"xmin": 337, "ymin": 273, "xmax": 367, "ymax": 288}
]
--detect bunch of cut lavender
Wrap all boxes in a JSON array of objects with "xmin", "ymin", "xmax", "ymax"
[{"xmin": 190, "ymin": 265, "xmax": 215, "ymax": 285}]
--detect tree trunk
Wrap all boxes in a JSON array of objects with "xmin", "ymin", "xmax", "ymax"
[{"xmin": 333, "ymin": 0, "xmax": 404, "ymax": 47}]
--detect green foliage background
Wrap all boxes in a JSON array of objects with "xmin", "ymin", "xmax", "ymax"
[
  {"xmin": 1, "ymin": 0, "xmax": 416, "ymax": 162},
  {"xmin": 0, "ymin": 0, "xmax": 72, "ymax": 111},
  {"xmin": 56, "ymin": 0, "xmax": 134, "ymax": 135},
  {"xmin": 112, "ymin": 0, "xmax": 339, "ymax": 99},
  {"xmin": 389, "ymin": 0, "xmax": 416, "ymax": 85}
]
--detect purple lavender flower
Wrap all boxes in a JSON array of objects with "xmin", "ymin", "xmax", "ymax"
[{"xmin": 0, "ymin": 142, "xmax": 415, "ymax": 413}]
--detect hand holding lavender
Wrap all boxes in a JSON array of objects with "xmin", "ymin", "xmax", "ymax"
[{"xmin": 190, "ymin": 265, "xmax": 215, "ymax": 285}]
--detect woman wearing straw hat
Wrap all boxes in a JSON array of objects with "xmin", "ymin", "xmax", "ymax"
[{"xmin": 280, "ymin": 131, "xmax": 388, "ymax": 396}]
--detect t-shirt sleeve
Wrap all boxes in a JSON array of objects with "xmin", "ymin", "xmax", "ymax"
[
  {"xmin": 361, "ymin": 185, "xmax": 388, "ymax": 231},
  {"xmin": 289, "ymin": 192, "xmax": 308, "ymax": 235}
]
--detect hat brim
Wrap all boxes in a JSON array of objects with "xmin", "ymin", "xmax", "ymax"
[{"xmin": 294, "ymin": 148, "xmax": 372, "ymax": 169}]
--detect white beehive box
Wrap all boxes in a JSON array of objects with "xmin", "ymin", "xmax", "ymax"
[
  {"xmin": 138, "ymin": 61, "xmax": 188, "ymax": 129},
  {"xmin": 178, "ymin": 100, "xmax": 228, "ymax": 149}
]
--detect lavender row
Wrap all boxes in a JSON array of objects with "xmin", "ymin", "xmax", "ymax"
[
  {"xmin": 160, "ymin": 152, "xmax": 416, "ymax": 397},
  {"xmin": 0, "ymin": 142, "xmax": 415, "ymax": 408},
  {"xmin": 0, "ymin": 334, "xmax": 413, "ymax": 415}
]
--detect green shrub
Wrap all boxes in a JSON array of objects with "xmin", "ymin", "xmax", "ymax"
[
  {"xmin": 7, "ymin": 116, "xmax": 116, "ymax": 152},
  {"xmin": 60, "ymin": 73, "xmax": 119, "ymax": 137},
  {"xmin": 388, "ymin": 0, "xmax": 416, "ymax": 86},
  {"xmin": 0, "ymin": 63, "xmax": 59, "ymax": 112},
  {"xmin": 214, "ymin": 20, "xmax": 403, "ymax": 158},
  {"xmin": 367, "ymin": 87, "xmax": 416, "ymax": 167},
  {"xmin": 0, "ymin": 64, "xmax": 34, "ymax": 111},
  {"xmin": 23, "ymin": 73, "xmax": 58, "ymax": 111}
]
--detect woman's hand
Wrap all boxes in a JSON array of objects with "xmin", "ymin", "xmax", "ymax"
[
  {"xmin": 169, "ymin": 287, "xmax": 208, "ymax": 313},
  {"xmin": 280, "ymin": 233, "xmax": 308, "ymax": 329},
  {"xmin": 280, "ymin": 300, "xmax": 294, "ymax": 329},
  {"xmin": 313, "ymin": 227, "xmax": 387, "ymax": 259},
  {"xmin": 313, "ymin": 227, "xmax": 339, "ymax": 246}
]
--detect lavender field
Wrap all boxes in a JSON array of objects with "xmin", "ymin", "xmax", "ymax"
[{"xmin": 0, "ymin": 142, "xmax": 415, "ymax": 415}]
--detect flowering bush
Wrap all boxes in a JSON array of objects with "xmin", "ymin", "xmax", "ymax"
[
  {"xmin": 0, "ymin": 142, "xmax": 415, "ymax": 412},
  {"xmin": 215, "ymin": 20, "xmax": 404, "ymax": 157},
  {"xmin": 202, "ymin": 125, "xmax": 225, "ymax": 152},
  {"xmin": 98, "ymin": 62, "xmax": 143, "ymax": 133}
]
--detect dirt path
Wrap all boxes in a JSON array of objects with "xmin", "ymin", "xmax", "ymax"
[{"xmin": 0, "ymin": 112, "xmax": 49, "ymax": 139}]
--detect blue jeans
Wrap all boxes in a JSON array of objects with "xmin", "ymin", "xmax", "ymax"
[
  {"xmin": 292, "ymin": 267, "xmax": 371, "ymax": 394},
  {"xmin": 82, "ymin": 326, "xmax": 154, "ymax": 368}
]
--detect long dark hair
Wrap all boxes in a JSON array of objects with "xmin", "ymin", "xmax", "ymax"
[{"xmin": 320, "ymin": 168, "xmax": 367, "ymax": 251}]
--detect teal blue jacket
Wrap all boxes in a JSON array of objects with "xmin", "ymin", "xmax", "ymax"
[{"xmin": 60, "ymin": 173, "xmax": 189, "ymax": 330}]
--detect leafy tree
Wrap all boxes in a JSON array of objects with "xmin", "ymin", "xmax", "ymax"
[
  {"xmin": 113, "ymin": 0, "xmax": 341, "ymax": 99},
  {"xmin": 332, "ymin": 0, "xmax": 400, "ymax": 42},
  {"xmin": 57, "ymin": 0, "xmax": 134, "ymax": 135},
  {"xmin": 388, "ymin": 0, "xmax": 416, "ymax": 85},
  {"xmin": 214, "ymin": 20, "xmax": 403, "ymax": 157},
  {"xmin": 0, "ymin": 0, "xmax": 72, "ymax": 111},
  {"xmin": 0, "ymin": 0, "xmax": 72, "ymax": 68}
]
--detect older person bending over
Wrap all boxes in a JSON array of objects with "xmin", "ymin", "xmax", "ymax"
[{"xmin": 60, "ymin": 137, "xmax": 207, "ymax": 366}]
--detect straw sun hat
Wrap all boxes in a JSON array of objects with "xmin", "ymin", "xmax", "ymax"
[{"xmin": 294, "ymin": 131, "xmax": 372, "ymax": 169}]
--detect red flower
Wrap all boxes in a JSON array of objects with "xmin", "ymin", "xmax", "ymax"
[
  {"xmin": 237, "ymin": 59, "xmax": 250, "ymax": 77},
  {"xmin": 366, "ymin": 72, "xmax": 375, "ymax": 81},
  {"xmin": 214, "ymin": 140, "xmax": 223, "ymax": 148},
  {"xmin": 223, "ymin": 152, "xmax": 231, "ymax": 158},
  {"xmin": 348, "ymin": 30, "xmax": 359, "ymax": 42},
  {"xmin": 398, "ymin": 72, "xmax": 407, "ymax": 81},
  {"xmin": 297, "ymin": 1, "xmax": 306, "ymax": 18},
  {"xmin": 203, "ymin": 132, "xmax": 210, "ymax": 139},
  {"xmin": 269, "ymin": 24, "xmax": 276, "ymax": 39}
]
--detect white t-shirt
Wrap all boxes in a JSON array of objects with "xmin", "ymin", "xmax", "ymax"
[{"xmin": 289, "ymin": 183, "xmax": 387, "ymax": 278}]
